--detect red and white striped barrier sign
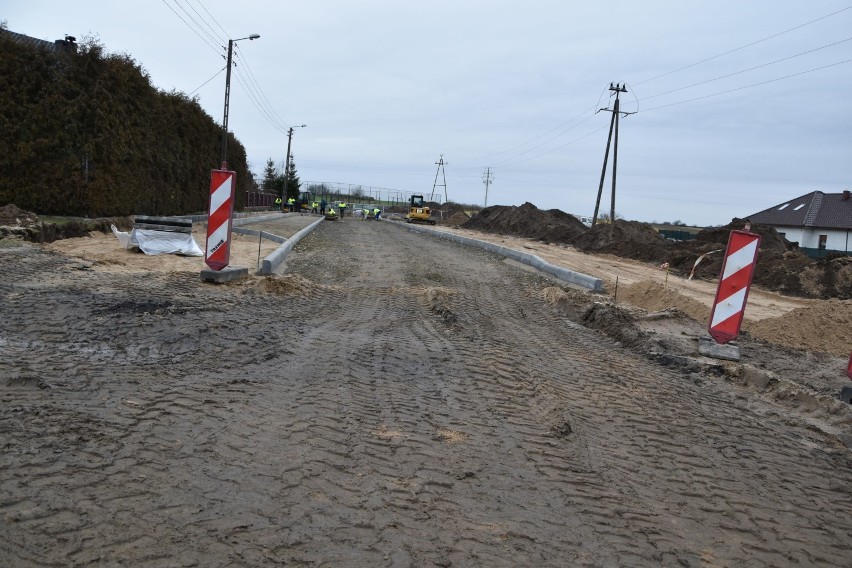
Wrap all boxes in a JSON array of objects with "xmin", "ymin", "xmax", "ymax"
[
  {"xmin": 204, "ymin": 168, "xmax": 236, "ymax": 271},
  {"xmin": 708, "ymin": 230, "xmax": 761, "ymax": 344}
]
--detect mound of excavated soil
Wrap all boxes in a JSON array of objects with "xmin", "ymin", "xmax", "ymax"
[
  {"xmin": 572, "ymin": 220, "xmax": 669, "ymax": 262},
  {"xmin": 461, "ymin": 202, "xmax": 587, "ymax": 243},
  {"xmin": 665, "ymin": 218, "xmax": 851, "ymax": 300},
  {"xmin": 745, "ymin": 299, "xmax": 852, "ymax": 357},
  {"xmin": 0, "ymin": 204, "xmax": 40, "ymax": 227},
  {"xmin": 459, "ymin": 207, "xmax": 850, "ymax": 300},
  {"xmin": 617, "ymin": 281, "xmax": 709, "ymax": 323},
  {"xmin": 256, "ymin": 275, "xmax": 327, "ymax": 297},
  {"xmin": 442, "ymin": 212, "xmax": 470, "ymax": 226}
]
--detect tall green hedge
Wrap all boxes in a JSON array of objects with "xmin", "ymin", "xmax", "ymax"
[{"xmin": 0, "ymin": 33, "xmax": 251, "ymax": 216}]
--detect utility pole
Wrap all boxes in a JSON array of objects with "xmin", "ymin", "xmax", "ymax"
[
  {"xmin": 482, "ymin": 167, "xmax": 494, "ymax": 207},
  {"xmin": 592, "ymin": 83, "xmax": 634, "ymax": 227},
  {"xmin": 220, "ymin": 39, "xmax": 235, "ymax": 168},
  {"xmin": 430, "ymin": 154, "xmax": 448, "ymax": 203},
  {"xmin": 220, "ymin": 34, "xmax": 260, "ymax": 169},
  {"xmin": 284, "ymin": 124, "xmax": 306, "ymax": 196}
]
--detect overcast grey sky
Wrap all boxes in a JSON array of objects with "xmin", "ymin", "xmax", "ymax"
[{"xmin": 5, "ymin": 1, "xmax": 851, "ymax": 226}]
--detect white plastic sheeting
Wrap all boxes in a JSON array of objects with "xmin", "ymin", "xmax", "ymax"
[{"xmin": 111, "ymin": 224, "xmax": 203, "ymax": 257}]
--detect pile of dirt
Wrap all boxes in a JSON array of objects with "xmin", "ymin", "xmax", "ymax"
[
  {"xmin": 435, "ymin": 202, "xmax": 472, "ymax": 217},
  {"xmin": 665, "ymin": 218, "xmax": 851, "ymax": 299},
  {"xmin": 461, "ymin": 202, "xmax": 588, "ymax": 243},
  {"xmin": 0, "ymin": 204, "xmax": 40, "ymax": 228},
  {"xmin": 255, "ymin": 275, "xmax": 327, "ymax": 297},
  {"xmin": 617, "ymin": 281, "xmax": 709, "ymax": 323},
  {"xmin": 460, "ymin": 207, "xmax": 851, "ymax": 300},
  {"xmin": 572, "ymin": 220, "xmax": 669, "ymax": 262},
  {"xmin": 745, "ymin": 299, "xmax": 852, "ymax": 357},
  {"xmin": 442, "ymin": 211, "xmax": 470, "ymax": 226}
]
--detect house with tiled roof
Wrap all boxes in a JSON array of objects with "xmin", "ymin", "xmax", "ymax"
[{"xmin": 746, "ymin": 190, "xmax": 852, "ymax": 258}]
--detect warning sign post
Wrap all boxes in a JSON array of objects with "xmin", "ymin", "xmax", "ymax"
[
  {"xmin": 708, "ymin": 230, "xmax": 761, "ymax": 345},
  {"xmin": 205, "ymin": 168, "xmax": 236, "ymax": 271}
]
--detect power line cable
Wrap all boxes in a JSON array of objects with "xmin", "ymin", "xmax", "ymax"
[
  {"xmin": 642, "ymin": 56, "xmax": 852, "ymax": 112},
  {"xmin": 177, "ymin": 0, "xmax": 226, "ymax": 45},
  {"xmin": 169, "ymin": 0, "xmax": 223, "ymax": 53},
  {"xmin": 633, "ymin": 4, "xmax": 852, "ymax": 86},
  {"xmin": 233, "ymin": 46, "xmax": 290, "ymax": 131},
  {"xmin": 482, "ymin": 124, "xmax": 610, "ymax": 169},
  {"xmin": 194, "ymin": 0, "xmax": 230, "ymax": 38},
  {"xmin": 159, "ymin": 0, "xmax": 221, "ymax": 55},
  {"xmin": 466, "ymin": 92, "xmax": 605, "ymax": 165},
  {"xmin": 188, "ymin": 65, "xmax": 226, "ymax": 96},
  {"xmin": 643, "ymin": 35, "xmax": 852, "ymax": 102},
  {"xmin": 488, "ymin": 114, "xmax": 597, "ymax": 168},
  {"xmin": 232, "ymin": 66, "xmax": 289, "ymax": 135},
  {"xmin": 232, "ymin": 66, "xmax": 289, "ymax": 134}
]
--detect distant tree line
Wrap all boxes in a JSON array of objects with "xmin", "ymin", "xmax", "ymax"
[{"xmin": 0, "ymin": 29, "xmax": 252, "ymax": 217}]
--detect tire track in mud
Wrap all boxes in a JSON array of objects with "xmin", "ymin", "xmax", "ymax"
[{"xmin": 3, "ymin": 227, "xmax": 852, "ymax": 566}]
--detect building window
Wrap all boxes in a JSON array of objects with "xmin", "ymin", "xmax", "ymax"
[
  {"xmin": 819, "ymin": 235, "xmax": 827, "ymax": 250},
  {"xmin": 794, "ymin": 203, "xmax": 806, "ymax": 210},
  {"xmin": 778, "ymin": 203, "xmax": 790, "ymax": 210}
]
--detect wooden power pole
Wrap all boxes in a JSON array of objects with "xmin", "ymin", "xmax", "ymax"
[{"xmin": 592, "ymin": 83, "xmax": 634, "ymax": 227}]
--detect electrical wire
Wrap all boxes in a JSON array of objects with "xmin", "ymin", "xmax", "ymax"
[
  {"xmin": 633, "ymin": 4, "xmax": 852, "ymax": 86},
  {"xmin": 465, "ymin": 89, "xmax": 609, "ymax": 166},
  {"xmin": 160, "ymin": 0, "xmax": 293, "ymax": 138},
  {"xmin": 188, "ymin": 65, "xmax": 226, "ymax": 96},
  {"xmin": 233, "ymin": 46, "xmax": 290, "ymax": 131},
  {"xmin": 194, "ymin": 0, "xmax": 230, "ymax": 38},
  {"xmin": 159, "ymin": 0, "xmax": 221, "ymax": 56},
  {"xmin": 642, "ymin": 35, "xmax": 852, "ymax": 102},
  {"xmin": 232, "ymin": 65, "xmax": 289, "ymax": 135},
  {"xmin": 170, "ymin": 0, "xmax": 224, "ymax": 53},
  {"xmin": 642, "ymin": 56, "xmax": 852, "ymax": 112}
]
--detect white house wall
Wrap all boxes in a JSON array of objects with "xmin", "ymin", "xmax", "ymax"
[
  {"xmin": 772, "ymin": 227, "xmax": 850, "ymax": 252},
  {"xmin": 775, "ymin": 226, "xmax": 803, "ymax": 246}
]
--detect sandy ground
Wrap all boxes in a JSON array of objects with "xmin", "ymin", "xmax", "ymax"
[
  {"xmin": 429, "ymin": 225, "xmax": 852, "ymax": 357},
  {"xmin": 2, "ymin": 216, "xmax": 852, "ymax": 566},
  {"xmin": 44, "ymin": 213, "xmax": 319, "ymax": 275}
]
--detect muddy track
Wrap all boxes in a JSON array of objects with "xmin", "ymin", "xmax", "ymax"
[{"xmin": 2, "ymin": 220, "xmax": 852, "ymax": 566}]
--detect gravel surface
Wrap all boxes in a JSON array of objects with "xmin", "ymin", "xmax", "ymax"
[{"xmin": 2, "ymin": 218, "xmax": 851, "ymax": 566}]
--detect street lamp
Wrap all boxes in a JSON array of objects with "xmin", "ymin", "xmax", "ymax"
[
  {"xmin": 220, "ymin": 33, "xmax": 260, "ymax": 169},
  {"xmin": 284, "ymin": 124, "xmax": 307, "ymax": 181}
]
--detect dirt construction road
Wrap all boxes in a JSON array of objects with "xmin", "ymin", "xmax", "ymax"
[{"xmin": 2, "ymin": 217, "xmax": 852, "ymax": 566}]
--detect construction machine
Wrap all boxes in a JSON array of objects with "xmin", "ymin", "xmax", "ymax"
[{"xmin": 406, "ymin": 194, "xmax": 435, "ymax": 225}]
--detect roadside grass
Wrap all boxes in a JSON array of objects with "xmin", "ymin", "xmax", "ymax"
[{"xmin": 0, "ymin": 238, "xmax": 27, "ymax": 248}]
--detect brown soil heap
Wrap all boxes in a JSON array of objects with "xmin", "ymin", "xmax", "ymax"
[
  {"xmin": 571, "ymin": 220, "xmax": 669, "ymax": 262},
  {"xmin": 442, "ymin": 211, "xmax": 471, "ymax": 226},
  {"xmin": 461, "ymin": 202, "xmax": 588, "ymax": 243},
  {"xmin": 0, "ymin": 204, "xmax": 41, "ymax": 227},
  {"xmin": 462, "ymin": 206, "xmax": 852, "ymax": 300}
]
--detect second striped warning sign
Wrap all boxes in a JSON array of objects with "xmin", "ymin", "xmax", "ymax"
[{"xmin": 708, "ymin": 229, "xmax": 761, "ymax": 344}]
